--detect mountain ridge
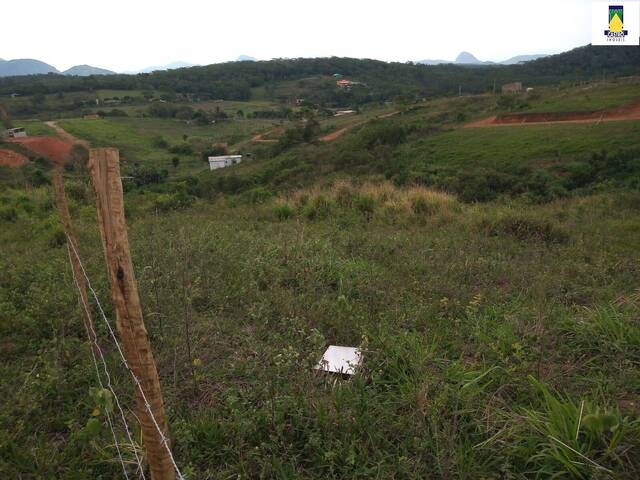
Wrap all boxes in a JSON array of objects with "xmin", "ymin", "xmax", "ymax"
[
  {"xmin": 417, "ymin": 51, "xmax": 549, "ymax": 65},
  {"xmin": 63, "ymin": 64, "xmax": 116, "ymax": 76},
  {"xmin": 0, "ymin": 58, "xmax": 59, "ymax": 77}
]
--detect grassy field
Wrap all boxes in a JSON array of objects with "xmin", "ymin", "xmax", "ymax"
[
  {"xmin": 1, "ymin": 180, "xmax": 639, "ymax": 478},
  {"xmin": 513, "ymin": 80, "xmax": 640, "ymax": 113},
  {"xmin": 1, "ymin": 80, "xmax": 640, "ymax": 479},
  {"xmin": 13, "ymin": 119, "xmax": 58, "ymax": 137},
  {"xmin": 400, "ymin": 120, "xmax": 640, "ymax": 169},
  {"xmin": 57, "ymin": 116, "xmax": 280, "ymax": 174}
]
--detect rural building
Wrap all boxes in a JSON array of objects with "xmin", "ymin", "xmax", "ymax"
[
  {"xmin": 208, "ymin": 154, "xmax": 242, "ymax": 170},
  {"xmin": 1, "ymin": 127, "xmax": 27, "ymax": 139},
  {"xmin": 502, "ymin": 82, "xmax": 523, "ymax": 94},
  {"xmin": 334, "ymin": 110, "xmax": 356, "ymax": 117}
]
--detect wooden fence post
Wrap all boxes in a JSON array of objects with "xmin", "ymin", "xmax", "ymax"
[
  {"xmin": 87, "ymin": 148, "xmax": 176, "ymax": 480},
  {"xmin": 52, "ymin": 168, "xmax": 100, "ymax": 359}
]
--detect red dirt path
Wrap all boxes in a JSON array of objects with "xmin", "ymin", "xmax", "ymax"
[
  {"xmin": 9, "ymin": 136, "xmax": 73, "ymax": 165},
  {"xmin": 0, "ymin": 148, "xmax": 29, "ymax": 167},
  {"xmin": 465, "ymin": 101, "xmax": 640, "ymax": 128}
]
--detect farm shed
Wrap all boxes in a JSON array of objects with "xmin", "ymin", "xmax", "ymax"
[
  {"xmin": 208, "ymin": 154, "xmax": 242, "ymax": 170},
  {"xmin": 1, "ymin": 127, "xmax": 27, "ymax": 139},
  {"xmin": 502, "ymin": 82, "xmax": 523, "ymax": 94}
]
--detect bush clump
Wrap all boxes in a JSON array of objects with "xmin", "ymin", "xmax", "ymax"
[
  {"xmin": 410, "ymin": 196, "xmax": 439, "ymax": 216},
  {"xmin": 479, "ymin": 214, "xmax": 569, "ymax": 244},
  {"xmin": 273, "ymin": 203, "xmax": 294, "ymax": 221},
  {"xmin": 303, "ymin": 195, "xmax": 332, "ymax": 220},
  {"xmin": 0, "ymin": 206, "xmax": 18, "ymax": 222}
]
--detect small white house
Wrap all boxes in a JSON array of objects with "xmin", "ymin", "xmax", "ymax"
[
  {"xmin": 1, "ymin": 127, "xmax": 27, "ymax": 139},
  {"xmin": 208, "ymin": 154, "xmax": 242, "ymax": 170}
]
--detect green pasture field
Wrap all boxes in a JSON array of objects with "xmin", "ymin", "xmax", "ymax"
[
  {"xmin": 13, "ymin": 119, "xmax": 57, "ymax": 137},
  {"xmin": 57, "ymin": 116, "xmax": 282, "ymax": 174},
  {"xmin": 517, "ymin": 80, "xmax": 640, "ymax": 113},
  {"xmin": 400, "ymin": 120, "xmax": 640, "ymax": 170}
]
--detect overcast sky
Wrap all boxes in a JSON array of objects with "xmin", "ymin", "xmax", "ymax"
[{"xmin": 1, "ymin": 0, "xmax": 593, "ymax": 72}]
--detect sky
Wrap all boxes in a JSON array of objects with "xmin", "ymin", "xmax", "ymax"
[{"xmin": 1, "ymin": 0, "xmax": 593, "ymax": 72}]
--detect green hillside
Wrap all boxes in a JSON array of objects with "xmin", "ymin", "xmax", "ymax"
[{"xmin": 1, "ymin": 63, "xmax": 640, "ymax": 479}]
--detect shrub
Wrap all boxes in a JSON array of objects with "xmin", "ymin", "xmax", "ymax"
[
  {"xmin": 151, "ymin": 135, "xmax": 169, "ymax": 149},
  {"xmin": 242, "ymin": 187, "xmax": 272, "ymax": 204},
  {"xmin": 273, "ymin": 203, "xmax": 294, "ymax": 221},
  {"xmin": 152, "ymin": 191, "xmax": 195, "ymax": 212},
  {"xmin": 0, "ymin": 206, "xmax": 18, "ymax": 222},
  {"xmin": 354, "ymin": 194, "xmax": 375, "ymax": 218},
  {"xmin": 303, "ymin": 195, "xmax": 332, "ymax": 220},
  {"xmin": 131, "ymin": 167, "xmax": 168, "ymax": 187},
  {"xmin": 47, "ymin": 226, "xmax": 66, "ymax": 248},
  {"xmin": 410, "ymin": 196, "xmax": 438, "ymax": 216},
  {"xmin": 479, "ymin": 214, "xmax": 569, "ymax": 244},
  {"xmin": 168, "ymin": 143, "xmax": 193, "ymax": 155}
]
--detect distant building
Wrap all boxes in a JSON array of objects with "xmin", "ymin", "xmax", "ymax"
[
  {"xmin": 1, "ymin": 127, "xmax": 27, "ymax": 139},
  {"xmin": 208, "ymin": 154, "xmax": 242, "ymax": 170},
  {"xmin": 334, "ymin": 110, "xmax": 356, "ymax": 117},
  {"xmin": 502, "ymin": 82, "xmax": 523, "ymax": 94}
]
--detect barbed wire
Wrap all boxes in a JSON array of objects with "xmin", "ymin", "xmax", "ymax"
[
  {"xmin": 68, "ymin": 242, "xmax": 147, "ymax": 480},
  {"xmin": 67, "ymin": 239, "xmax": 186, "ymax": 480}
]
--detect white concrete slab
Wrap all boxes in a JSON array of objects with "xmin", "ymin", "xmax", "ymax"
[{"xmin": 315, "ymin": 345, "xmax": 362, "ymax": 375}]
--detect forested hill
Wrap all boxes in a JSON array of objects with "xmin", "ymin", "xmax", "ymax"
[{"xmin": 1, "ymin": 44, "xmax": 639, "ymax": 104}]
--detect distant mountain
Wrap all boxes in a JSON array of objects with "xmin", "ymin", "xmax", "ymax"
[
  {"xmin": 63, "ymin": 64, "xmax": 115, "ymax": 76},
  {"xmin": 130, "ymin": 61, "xmax": 196, "ymax": 74},
  {"xmin": 500, "ymin": 54, "xmax": 549, "ymax": 65},
  {"xmin": 236, "ymin": 55, "xmax": 256, "ymax": 62},
  {"xmin": 417, "ymin": 52, "xmax": 549, "ymax": 66},
  {"xmin": 455, "ymin": 52, "xmax": 484, "ymax": 64},
  {"xmin": 0, "ymin": 58, "xmax": 59, "ymax": 77}
]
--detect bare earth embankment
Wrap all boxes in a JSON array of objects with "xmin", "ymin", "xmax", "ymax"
[{"xmin": 465, "ymin": 100, "xmax": 640, "ymax": 128}]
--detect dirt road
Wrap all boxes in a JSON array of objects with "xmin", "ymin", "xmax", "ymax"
[
  {"xmin": 45, "ymin": 121, "xmax": 90, "ymax": 147},
  {"xmin": 319, "ymin": 111, "xmax": 400, "ymax": 142}
]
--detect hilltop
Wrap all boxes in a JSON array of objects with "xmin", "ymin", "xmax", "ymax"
[
  {"xmin": 62, "ymin": 65, "xmax": 116, "ymax": 76},
  {"xmin": 0, "ymin": 58, "xmax": 58, "ymax": 76}
]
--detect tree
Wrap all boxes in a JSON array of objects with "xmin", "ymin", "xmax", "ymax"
[{"xmin": 31, "ymin": 93, "xmax": 46, "ymax": 107}]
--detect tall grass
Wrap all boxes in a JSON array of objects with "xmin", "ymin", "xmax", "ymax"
[{"xmin": 273, "ymin": 180, "xmax": 459, "ymax": 222}]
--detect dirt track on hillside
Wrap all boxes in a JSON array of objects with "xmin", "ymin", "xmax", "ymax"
[
  {"xmin": 45, "ymin": 121, "xmax": 90, "ymax": 147},
  {"xmin": 319, "ymin": 111, "xmax": 400, "ymax": 142},
  {"xmin": 0, "ymin": 148, "xmax": 29, "ymax": 167},
  {"xmin": 251, "ymin": 128, "xmax": 283, "ymax": 144},
  {"xmin": 465, "ymin": 101, "xmax": 640, "ymax": 128}
]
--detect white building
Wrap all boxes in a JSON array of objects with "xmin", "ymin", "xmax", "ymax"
[
  {"xmin": 1, "ymin": 127, "xmax": 27, "ymax": 139},
  {"xmin": 208, "ymin": 154, "xmax": 242, "ymax": 170}
]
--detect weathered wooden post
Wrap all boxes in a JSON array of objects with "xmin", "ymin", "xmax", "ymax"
[
  {"xmin": 52, "ymin": 168, "xmax": 100, "ymax": 358},
  {"xmin": 87, "ymin": 148, "xmax": 176, "ymax": 480}
]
